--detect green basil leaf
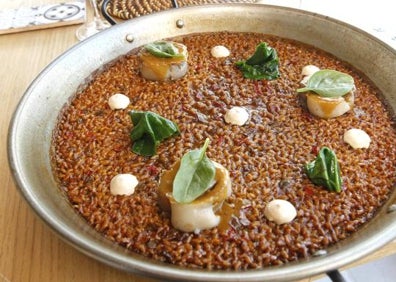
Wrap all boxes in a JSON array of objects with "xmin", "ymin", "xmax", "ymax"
[
  {"xmin": 235, "ymin": 42, "xmax": 280, "ymax": 80},
  {"xmin": 297, "ymin": 69, "xmax": 354, "ymax": 98},
  {"xmin": 131, "ymin": 138, "xmax": 156, "ymax": 157},
  {"xmin": 129, "ymin": 111, "xmax": 180, "ymax": 156},
  {"xmin": 173, "ymin": 138, "xmax": 216, "ymax": 203},
  {"xmin": 144, "ymin": 41, "xmax": 184, "ymax": 58},
  {"xmin": 305, "ymin": 147, "xmax": 342, "ymax": 192}
]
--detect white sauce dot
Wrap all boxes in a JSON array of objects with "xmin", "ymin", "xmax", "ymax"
[
  {"xmin": 110, "ymin": 174, "xmax": 138, "ymax": 195},
  {"xmin": 301, "ymin": 65, "xmax": 320, "ymax": 76},
  {"xmin": 264, "ymin": 199, "xmax": 297, "ymax": 224},
  {"xmin": 224, "ymin": 106, "xmax": 249, "ymax": 126},
  {"xmin": 301, "ymin": 65, "xmax": 320, "ymax": 85},
  {"xmin": 343, "ymin": 128, "xmax": 371, "ymax": 149},
  {"xmin": 210, "ymin": 45, "xmax": 230, "ymax": 58},
  {"xmin": 108, "ymin": 93, "xmax": 130, "ymax": 110}
]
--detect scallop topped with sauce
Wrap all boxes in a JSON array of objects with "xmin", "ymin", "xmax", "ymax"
[
  {"xmin": 158, "ymin": 139, "xmax": 232, "ymax": 233},
  {"xmin": 139, "ymin": 41, "xmax": 188, "ymax": 81},
  {"xmin": 158, "ymin": 160, "xmax": 231, "ymax": 233},
  {"xmin": 305, "ymin": 91, "xmax": 355, "ymax": 119},
  {"xmin": 298, "ymin": 68, "xmax": 355, "ymax": 119}
]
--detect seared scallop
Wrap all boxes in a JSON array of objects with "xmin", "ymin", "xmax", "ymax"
[
  {"xmin": 139, "ymin": 41, "xmax": 188, "ymax": 81},
  {"xmin": 305, "ymin": 90, "xmax": 354, "ymax": 119},
  {"xmin": 158, "ymin": 161, "xmax": 231, "ymax": 233}
]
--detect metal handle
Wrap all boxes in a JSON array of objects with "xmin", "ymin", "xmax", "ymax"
[
  {"xmin": 101, "ymin": 0, "xmax": 180, "ymax": 25},
  {"xmin": 327, "ymin": 269, "xmax": 347, "ymax": 282},
  {"xmin": 101, "ymin": 0, "xmax": 117, "ymax": 25},
  {"xmin": 172, "ymin": 0, "xmax": 179, "ymax": 8}
]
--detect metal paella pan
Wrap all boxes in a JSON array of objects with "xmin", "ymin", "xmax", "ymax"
[{"xmin": 8, "ymin": 4, "xmax": 396, "ymax": 282}]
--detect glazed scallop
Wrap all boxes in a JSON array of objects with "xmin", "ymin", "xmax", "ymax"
[
  {"xmin": 158, "ymin": 161, "xmax": 231, "ymax": 233},
  {"xmin": 139, "ymin": 42, "xmax": 188, "ymax": 81},
  {"xmin": 305, "ymin": 91, "xmax": 355, "ymax": 119},
  {"xmin": 298, "ymin": 68, "xmax": 356, "ymax": 119}
]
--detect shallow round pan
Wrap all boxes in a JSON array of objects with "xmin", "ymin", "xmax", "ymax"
[{"xmin": 8, "ymin": 4, "xmax": 396, "ymax": 282}]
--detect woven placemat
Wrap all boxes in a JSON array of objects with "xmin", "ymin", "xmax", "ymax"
[{"xmin": 101, "ymin": 0, "xmax": 256, "ymax": 20}]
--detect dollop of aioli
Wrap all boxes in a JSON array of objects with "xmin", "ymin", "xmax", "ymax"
[
  {"xmin": 110, "ymin": 174, "xmax": 138, "ymax": 195},
  {"xmin": 108, "ymin": 93, "xmax": 130, "ymax": 110},
  {"xmin": 343, "ymin": 128, "xmax": 371, "ymax": 149},
  {"xmin": 302, "ymin": 65, "xmax": 320, "ymax": 76},
  {"xmin": 264, "ymin": 199, "xmax": 297, "ymax": 224},
  {"xmin": 210, "ymin": 45, "xmax": 230, "ymax": 58},
  {"xmin": 224, "ymin": 106, "xmax": 249, "ymax": 126},
  {"xmin": 301, "ymin": 65, "xmax": 320, "ymax": 85}
]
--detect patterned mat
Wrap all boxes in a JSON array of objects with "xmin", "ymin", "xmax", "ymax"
[{"xmin": 101, "ymin": 0, "xmax": 255, "ymax": 20}]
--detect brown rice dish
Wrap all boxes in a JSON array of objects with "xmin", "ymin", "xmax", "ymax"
[{"xmin": 51, "ymin": 32, "xmax": 396, "ymax": 270}]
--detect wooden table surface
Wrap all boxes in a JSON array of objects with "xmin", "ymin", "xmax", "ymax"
[{"xmin": 1, "ymin": 1, "xmax": 395, "ymax": 282}]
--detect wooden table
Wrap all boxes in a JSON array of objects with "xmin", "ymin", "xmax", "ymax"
[{"xmin": 0, "ymin": 1, "xmax": 395, "ymax": 282}]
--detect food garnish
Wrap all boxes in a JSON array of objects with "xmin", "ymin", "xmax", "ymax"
[
  {"xmin": 110, "ymin": 174, "xmax": 138, "ymax": 195},
  {"xmin": 300, "ymin": 65, "xmax": 320, "ymax": 85},
  {"xmin": 108, "ymin": 93, "xmax": 130, "ymax": 110},
  {"xmin": 301, "ymin": 65, "xmax": 320, "ymax": 77},
  {"xmin": 224, "ymin": 106, "xmax": 249, "ymax": 126},
  {"xmin": 211, "ymin": 45, "xmax": 230, "ymax": 58},
  {"xmin": 264, "ymin": 199, "xmax": 297, "ymax": 224},
  {"xmin": 297, "ymin": 69, "xmax": 355, "ymax": 98},
  {"xmin": 173, "ymin": 138, "xmax": 216, "ymax": 203},
  {"xmin": 343, "ymin": 128, "xmax": 371, "ymax": 149},
  {"xmin": 144, "ymin": 41, "xmax": 185, "ymax": 58},
  {"xmin": 235, "ymin": 42, "xmax": 280, "ymax": 80},
  {"xmin": 129, "ymin": 111, "xmax": 180, "ymax": 156},
  {"xmin": 305, "ymin": 147, "xmax": 342, "ymax": 193}
]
